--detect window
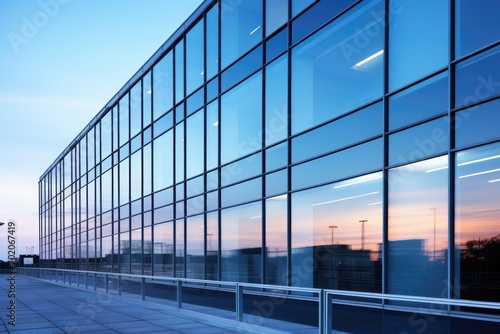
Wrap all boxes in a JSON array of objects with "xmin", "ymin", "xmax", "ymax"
[
  {"xmin": 292, "ymin": 0, "xmax": 384, "ymax": 134},
  {"xmin": 153, "ymin": 51, "xmax": 173, "ymax": 120},
  {"xmin": 153, "ymin": 130, "xmax": 173, "ymax": 191},
  {"xmin": 265, "ymin": 54, "xmax": 288, "ymax": 146},
  {"xmin": 186, "ymin": 109, "xmax": 204, "ymax": 179},
  {"xmin": 186, "ymin": 19, "xmax": 204, "ymax": 95}
]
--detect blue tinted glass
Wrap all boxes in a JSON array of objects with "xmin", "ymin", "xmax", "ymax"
[
  {"xmin": 175, "ymin": 103, "xmax": 184, "ymax": 124},
  {"xmin": 206, "ymin": 77, "xmax": 219, "ymax": 103},
  {"xmin": 221, "ymin": 45, "xmax": 262, "ymax": 93},
  {"xmin": 292, "ymin": 139, "xmax": 383, "ymax": 190},
  {"xmin": 153, "ymin": 51, "xmax": 173, "ymax": 120},
  {"xmin": 293, "ymin": 103, "xmax": 383, "ymax": 163},
  {"xmin": 388, "ymin": 156, "xmax": 448, "ymax": 297},
  {"xmin": 221, "ymin": 152, "xmax": 262, "ymax": 187},
  {"xmin": 130, "ymin": 80, "xmax": 142, "ymax": 137},
  {"xmin": 153, "ymin": 131, "xmax": 173, "ymax": 191},
  {"xmin": 154, "ymin": 187, "xmax": 174, "ymax": 208},
  {"xmin": 390, "ymin": 72, "xmax": 448, "ymax": 130},
  {"xmin": 455, "ymin": 46, "xmax": 500, "ymax": 108},
  {"xmin": 265, "ymin": 54, "xmax": 288, "ymax": 145},
  {"xmin": 266, "ymin": 0, "xmax": 288, "ymax": 36},
  {"xmin": 175, "ymin": 41, "xmax": 184, "ymax": 104},
  {"xmin": 206, "ymin": 100, "xmax": 219, "ymax": 171},
  {"xmin": 456, "ymin": 0, "xmax": 500, "ymax": 57},
  {"xmin": 389, "ymin": 0, "xmax": 448, "ymax": 91},
  {"xmin": 187, "ymin": 174, "xmax": 204, "ymax": 198},
  {"xmin": 143, "ymin": 72, "xmax": 152, "ymax": 127},
  {"xmin": 292, "ymin": 0, "xmax": 384, "ymax": 134},
  {"xmin": 186, "ymin": 19, "xmax": 204, "ymax": 95},
  {"xmin": 186, "ymin": 109, "xmax": 204, "ymax": 179},
  {"xmin": 221, "ymin": 201, "xmax": 262, "ymax": 283},
  {"xmin": 153, "ymin": 111, "xmax": 172, "ymax": 138},
  {"xmin": 186, "ymin": 195, "xmax": 204, "ymax": 217},
  {"xmin": 130, "ymin": 134, "xmax": 141, "ymax": 154},
  {"xmin": 186, "ymin": 87, "xmax": 204, "ymax": 116},
  {"xmin": 221, "ymin": 72, "xmax": 262, "ymax": 164},
  {"xmin": 207, "ymin": 169, "xmax": 218, "ymax": 191},
  {"xmin": 389, "ymin": 117, "xmax": 449, "ymax": 166},
  {"xmin": 175, "ymin": 122, "xmax": 184, "ymax": 182},
  {"xmin": 266, "ymin": 141, "xmax": 288, "ymax": 172},
  {"xmin": 291, "ymin": 0, "xmax": 316, "ymax": 17},
  {"xmin": 221, "ymin": 178, "xmax": 262, "ymax": 208},
  {"xmin": 206, "ymin": 5, "xmax": 219, "ymax": 79},
  {"xmin": 455, "ymin": 98, "xmax": 500, "ymax": 148},
  {"xmin": 291, "ymin": 0, "xmax": 357, "ymax": 44},
  {"xmin": 266, "ymin": 27, "xmax": 288, "ymax": 63},
  {"xmin": 266, "ymin": 169, "xmax": 288, "ymax": 197},
  {"xmin": 221, "ymin": 0, "xmax": 262, "ymax": 69},
  {"xmin": 207, "ymin": 190, "xmax": 218, "ymax": 211},
  {"xmin": 119, "ymin": 94, "xmax": 129, "ymax": 147}
]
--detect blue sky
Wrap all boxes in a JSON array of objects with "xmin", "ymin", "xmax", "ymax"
[{"xmin": 0, "ymin": 0, "xmax": 203, "ymax": 260}]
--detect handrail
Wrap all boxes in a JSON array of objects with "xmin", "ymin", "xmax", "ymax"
[{"xmin": 17, "ymin": 267, "xmax": 500, "ymax": 334}]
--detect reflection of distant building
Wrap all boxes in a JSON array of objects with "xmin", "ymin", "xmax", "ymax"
[{"xmin": 292, "ymin": 244, "xmax": 381, "ymax": 292}]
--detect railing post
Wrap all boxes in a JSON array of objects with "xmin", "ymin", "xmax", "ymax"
[
  {"xmin": 324, "ymin": 292, "xmax": 333, "ymax": 334},
  {"xmin": 105, "ymin": 274, "xmax": 109, "ymax": 293},
  {"xmin": 141, "ymin": 277, "xmax": 146, "ymax": 301},
  {"xmin": 236, "ymin": 283, "xmax": 243, "ymax": 322},
  {"xmin": 177, "ymin": 280, "xmax": 182, "ymax": 309}
]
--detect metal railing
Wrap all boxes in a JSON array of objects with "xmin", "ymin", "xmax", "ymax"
[{"xmin": 18, "ymin": 268, "xmax": 500, "ymax": 334}]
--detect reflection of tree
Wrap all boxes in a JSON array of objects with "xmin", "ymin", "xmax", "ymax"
[{"xmin": 460, "ymin": 235, "xmax": 500, "ymax": 302}]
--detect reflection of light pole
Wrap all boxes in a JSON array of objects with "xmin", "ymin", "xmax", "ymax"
[
  {"xmin": 328, "ymin": 226, "xmax": 338, "ymax": 245},
  {"xmin": 359, "ymin": 220, "xmax": 367, "ymax": 250},
  {"xmin": 430, "ymin": 208, "xmax": 437, "ymax": 261}
]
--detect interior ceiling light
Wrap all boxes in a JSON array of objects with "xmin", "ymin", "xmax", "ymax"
[{"xmin": 352, "ymin": 50, "xmax": 384, "ymax": 68}]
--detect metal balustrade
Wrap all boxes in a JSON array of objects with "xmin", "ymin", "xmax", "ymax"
[{"xmin": 18, "ymin": 268, "xmax": 500, "ymax": 334}]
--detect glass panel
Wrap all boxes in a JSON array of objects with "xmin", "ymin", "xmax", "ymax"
[
  {"xmin": 292, "ymin": 0, "xmax": 316, "ymax": 17},
  {"xmin": 101, "ymin": 169, "xmax": 112, "ymax": 213},
  {"xmin": 221, "ymin": 0, "xmax": 262, "ymax": 69},
  {"xmin": 175, "ymin": 41, "xmax": 185, "ymax": 104},
  {"xmin": 455, "ymin": 45, "xmax": 500, "ymax": 108},
  {"xmin": 291, "ymin": 0, "xmax": 357, "ymax": 44},
  {"xmin": 265, "ymin": 54, "xmax": 288, "ymax": 146},
  {"xmin": 187, "ymin": 195, "xmax": 204, "ymax": 217},
  {"xmin": 187, "ymin": 174, "xmax": 204, "ymax": 198},
  {"xmin": 456, "ymin": 0, "xmax": 500, "ymax": 57},
  {"xmin": 187, "ymin": 215, "xmax": 204, "ymax": 279},
  {"xmin": 119, "ymin": 93, "xmax": 129, "ymax": 147},
  {"xmin": 455, "ymin": 142, "xmax": 500, "ymax": 302},
  {"xmin": 291, "ymin": 172, "xmax": 383, "ymax": 291},
  {"xmin": 221, "ymin": 152, "xmax": 262, "ymax": 187},
  {"xmin": 389, "ymin": 117, "xmax": 448, "ymax": 166},
  {"xmin": 221, "ymin": 71, "xmax": 262, "ymax": 164},
  {"xmin": 221, "ymin": 177, "xmax": 262, "ymax": 208},
  {"xmin": 265, "ymin": 195, "xmax": 288, "ymax": 285},
  {"xmin": 266, "ymin": 141, "xmax": 288, "ymax": 172},
  {"xmin": 186, "ymin": 87, "xmax": 204, "ymax": 116},
  {"xmin": 266, "ymin": 0, "xmax": 287, "ymax": 37},
  {"xmin": 143, "ymin": 71, "xmax": 152, "ymax": 127},
  {"xmin": 143, "ymin": 143, "xmax": 152, "ymax": 196},
  {"xmin": 388, "ymin": 156, "xmax": 448, "ymax": 297},
  {"xmin": 206, "ymin": 211, "xmax": 219, "ymax": 280},
  {"xmin": 186, "ymin": 19, "xmax": 204, "ymax": 95},
  {"xmin": 130, "ymin": 80, "xmax": 142, "ymax": 137},
  {"xmin": 87, "ymin": 129, "xmax": 94, "ymax": 170},
  {"xmin": 186, "ymin": 109, "xmax": 205, "ymax": 178},
  {"xmin": 120, "ymin": 230, "xmax": 130, "ymax": 273},
  {"xmin": 144, "ymin": 226, "xmax": 152, "ymax": 275},
  {"xmin": 207, "ymin": 170, "xmax": 218, "ymax": 191},
  {"xmin": 455, "ymin": 98, "xmax": 500, "ymax": 148},
  {"xmin": 130, "ymin": 150, "xmax": 141, "ymax": 201},
  {"xmin": 154, "ymin": 222, "xmax": 174, "ymax": 276},
  {"xmin": 221, "ymin": 201, "xmax": 262, "ymax": 283},
  {"xmin": 389, "ymin": 72, "xmax": 448, "ymax": 130},
  {"xmin": 207, "ymin": 190, "xmax": 218, "ymax": 211},
  {"xmin": 153, "ymin": 51, "xmax": 173, "ymax": 120},
  {"xmin": 154, "ymin": 187, "xmax": 174, "ymax": 208},
  {"xmin": 206, "ymin": 77, "xmax": 218, "ymax": 103},
  {"xmin": 221, "ymin": 45, "xmax": 262, "ymax": 93},
  {"xmin": 292, "ymin": 102, "xmax": 382, "ymax": 163},
  {"xmin": 175, "ymin": 122, "xmax": 185, "ymax": 182},
  {"xmin": 292, "ymin": 0, "xmax": 384, "ymax": 134},
  {"xmin": 101, "ymin": 111, "xmax": 112, "ymax": 159},
  {"xmin": 266, "ymin": 27, "xmax": 288, "ymax": 63},
  {"xmin": 292, "ymin": 139, "xmax": 383, "ymax": 190},
  {"xmin": 206, "ymin": 5, "xmax": 219, "ymax": 80},
  {"xmin": 119, "ymin": 158, "xmax": 129, "ymax": 205},
  {"xmin": 112, "ymin": 106, "xmax": 119, "ymax": 152},
  {"xmin": 266, "ymin": 169, "xmax": 287, "ymax": 197},
  {"xmin": 153, "ymin": 130, "xmax": 173, "ymax": 191},
  {"xmin": 131, "ymin": 229, "xmax": 142, "ymax": 274},
  {"xmin": 175, "ymin": 219, "xmax": 185, "ymax": 277},
  {"xmin": 389, "ymin": 0, "xmax": 448, "ymax": 91},
  {"xmin": 153, "ymin": 111, "xmax": 173, "ymax": 138},
  {"xmin": 206, "ymin": 100, "xmax": 219, "ymax": 171}
]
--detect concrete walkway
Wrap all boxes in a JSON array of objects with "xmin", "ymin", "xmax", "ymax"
[{"xmin": 0, "ymin": 274, "xmax": 252, "ymax": 334}]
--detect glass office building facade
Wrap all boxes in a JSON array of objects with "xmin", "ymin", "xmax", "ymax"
[{"xmin": 39, "ymin": 0, "xmax": 500, "ymax": 321}]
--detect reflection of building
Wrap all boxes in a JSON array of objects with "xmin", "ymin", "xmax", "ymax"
[{"xmin": 38, "ymin": 0, "xmax": 500, "ymax": 328}]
